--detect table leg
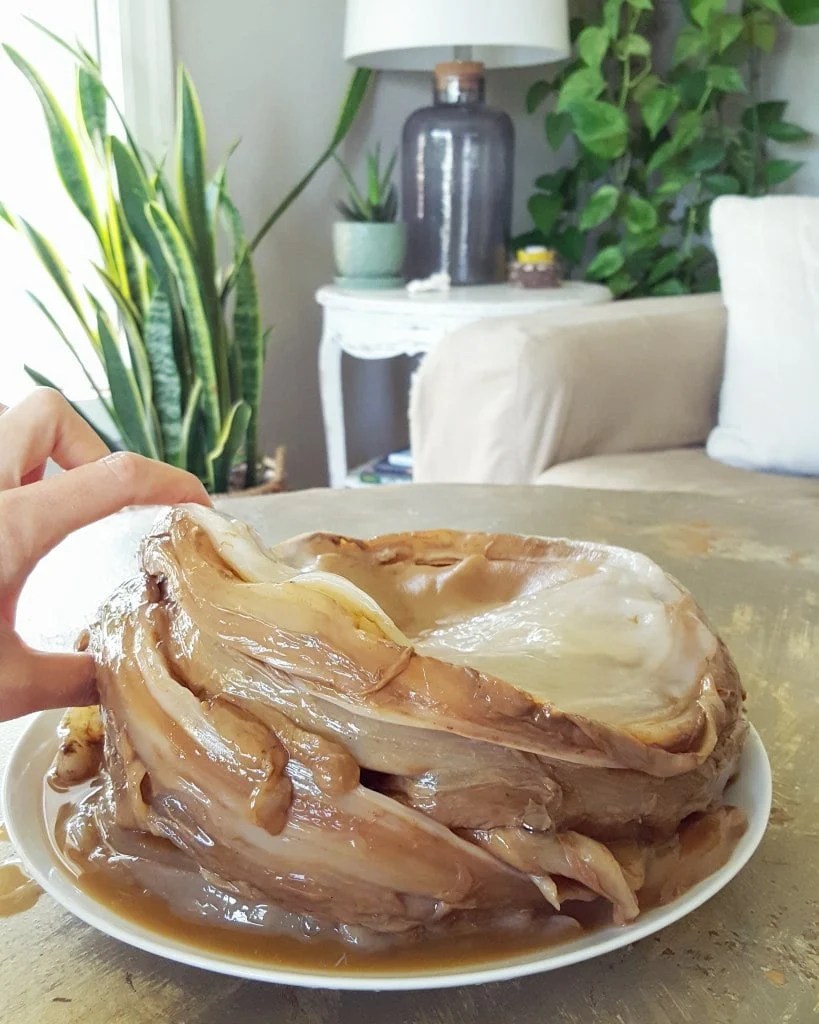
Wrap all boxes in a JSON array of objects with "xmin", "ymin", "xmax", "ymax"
[{"xmin": 318, "ymin": 321, "xmax": 347, "ymax": 488}]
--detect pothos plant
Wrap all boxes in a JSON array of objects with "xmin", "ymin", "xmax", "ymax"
[{"xmin": 522, "ymin": 0, "xmax": 819, "ymax": 298}]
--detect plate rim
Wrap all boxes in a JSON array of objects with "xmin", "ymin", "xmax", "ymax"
[{"xmin": 2, "ymin": 710, "xmax": 772, "ymax": 992}]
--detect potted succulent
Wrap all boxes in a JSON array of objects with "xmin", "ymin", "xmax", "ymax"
[
  {"xmin": 333, "ymin": 146, "xmax": 406, "ymax": 288},
  {"xmin": 1, "ymin": 25, "xmax": 371, "ymax": 493}
]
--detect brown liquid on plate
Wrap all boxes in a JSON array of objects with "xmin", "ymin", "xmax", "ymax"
[
  {"xmin": 43, "ymin": 781, "xmax": 745, "ymax": 975},
  {"xmin": 0, "ymin": 821, "xmax": 43, "ymax": 917}
]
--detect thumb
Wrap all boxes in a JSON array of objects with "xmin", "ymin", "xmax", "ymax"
[{"xmin": 0, "ymin": 631, "xmax": 97, "ymax": 722}]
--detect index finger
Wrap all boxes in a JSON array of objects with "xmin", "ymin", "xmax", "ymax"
[{"xmin": 0, "ymin": 451, "xmax": 211, "ymax": 596}]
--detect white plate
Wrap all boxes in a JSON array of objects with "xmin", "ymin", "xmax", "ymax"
[{"xmin": 2, "ymin": 711, "xmax": 771, "ymax": 991}]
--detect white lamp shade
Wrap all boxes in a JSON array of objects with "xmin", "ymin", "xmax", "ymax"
[{"xmin": 344, "ymin": 0, "xmax": 570, "ymax": 71}]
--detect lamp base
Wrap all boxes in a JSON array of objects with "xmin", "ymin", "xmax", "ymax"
[{"xmin": 401, "ymin": 63, "xmax": 514, "ymax": 287}]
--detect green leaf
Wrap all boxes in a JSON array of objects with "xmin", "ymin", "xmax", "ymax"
[
  {"xmin": 546, "ymin": 110, "xmax": 573, "ymax": 150},
  {"xmin": 233, "ymin": 246, "xmax": 263, "ymax": 486},
  {"xmin": 207, "ymin": 401, "xmax": 251, "ymax": 492},
  {"xmin": 626, "ymin": 0, "xmax": 652, "ymax": 9},
  {"xmin": 248, "ymin": 68, "xmax": 372, "ymax": 254},
  {"xmin": 110, "ymin": 138, "xmax": 167, "ymax": 278},
  {"xmin": 567, "ymin": 100, "xmax": 629, "ymax": 159},
  {"xmin": 673, "ymin": 110, "xmax": 704, "ymax": 151},
  {"xmin": 676, "ymin": 69, "xmax": 709, "ymax": 107},
  {"xmin": 146, "ymin": 201, "xmax": 220, "ymax": 452},
  {"xmin": 77, "ymin": 65, "xmax": 106, "ymax": 143},
  {"xmin": 765, "ymin": 158, "xmax": 804, "ymax": 185},
  {"xmin": 781, "ymin": 0, "xmax": 819, "ymax": 25},
  {"xmin": 178, "ymin": 378, "xmax": 205, "ymax": 482},
  {"xmin": 577, "ymin": 26, "xmax": 610, "ymax": 67},
  {"xmin": 587, "ymin": 245, "xmax": 625, "ymax": 279},
  {"xmin": 603, "ymin": 0, "xmax": 625, "ymax": 36},
  {"xmin": 713, "ymin": 13, "xmax": 745, "ymax": 52},
  {"xmin": 606, "ymin": 270, "xmax": 636, "ymax": 297},
  {"xmin": 624, "ymin": 195, "xmax": 658, "ymax": 233},
  {"xmin": 646, "ymin": 139, "xmax": 677, "ymax": 174},
  {"xmin": 3, "ymin": 46, "xmax": 104, "ymax": 240},
  {"xmin": 24, "ymin": 365, "xmax": 120, "ymax": 450},
  {"xmin": 579, "ymin": 184, "xmax": 620, "ymax": 229},
  {"xmin": 640, "ymin": 86, "xmax": 680, "ymax": 139},
  {"xmin": 632, "ymin": 72, "xmax": 661, "ymax": 105},
  {"xmin": 743, "ymin": 9, "xmax": 776, "ymax": 51},
  {"xmin": 553, "ymin": 227, "xmax": 585, "ymax": 265},
  {"xmin": 753, "ymin": 0, "xmax": 784, "ymax": 12},
  {"xmin": 702, "ymin": 172, "xmax": 741, "ymax": 194},
  {"xmin": 25, "ymin": 290, "xmax": 113, "ymax": 418},
  {"xmin": 526, "ymin": 80, "xmax": 552, "ymax": 114},
  {"xmin": 673, "ymin": 27, "xmax": 704, "ymax": 64},
  {"xmin": 144, "ymin": 287, "xmax": 182, "ymax": 464},
  {"xmin": 707, "ymin": 65, "xmax": 747, "ymax": 93},
  {"xmin": 765, "ymin": 120, "xmax": 811, "ymax": 142},
  {"xmin": 17, "ymin": 218, "xmax": 97, "ymax": 351},
  {"xmin": 688, "ymin": 0, "xmax": 723, "ymax": 27},
  {"xmin": 741, "ymin": 100, "xmax": 787, "ymax": 131},
  {"xmin": 654, "ymin": 174, "xmax": 691, "ymax": 198},
  {"xmin": 651, "ymin": 277, "xmax": 688, "ymax": 296},
  {"xmin": 615, "ymin": 33, "xmax": 651, "ymax": 60},
  {"xmin": 528, "ymin": 193, "xmax": 562, "ymax": 236},
  {"xmin": 682, "ymin": 138, "xmax": 726, "ymax": 172},
  {"xmin": 534, "ymin": 170, "xmax": 568, "ymax": 192},
  {"xmin": 95, "ymin": 307, "xmax": 157, "ymax": 457},
  {"xmin": 647, "ymin": 250, "xmax": 682, "ymax": 285},
  {"xmin": 556, "ymin": 67, "xmax": 606, "ymax": 111}
]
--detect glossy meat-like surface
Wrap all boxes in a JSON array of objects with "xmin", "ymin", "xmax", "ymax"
[{"xmin": 80, "ymin": 506, "xmax": 746, "ymax": 941}]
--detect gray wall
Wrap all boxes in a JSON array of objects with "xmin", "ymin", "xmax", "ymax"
[{"xmin": 169, "ymin": 0, "xmax": 818, "ymax": 488}]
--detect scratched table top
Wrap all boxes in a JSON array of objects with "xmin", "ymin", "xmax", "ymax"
[{"xmin": 1, "ymin": 484, "xmax": 816, "ymax": 1024}]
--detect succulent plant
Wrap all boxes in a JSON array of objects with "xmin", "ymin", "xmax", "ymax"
[{"xmin": 336, "ymin": 145, "xmax": 398, "ymax": 223}]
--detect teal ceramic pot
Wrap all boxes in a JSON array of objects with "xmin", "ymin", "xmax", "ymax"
[{"xmin": 332, "ymin": 221, "xmax": 407, "ymax": 280}]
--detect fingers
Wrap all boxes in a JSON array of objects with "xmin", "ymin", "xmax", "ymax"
[
  {"xmin": 0, "ymin": 628, "xmax": 97, "ymax": 722},
  {"xmin": 0, "ymin": 388, "xmax": 110, "ymax": 491},
  {"xmin": 0, "ymin": 451, "xmax": 211, "ymax": 597}
]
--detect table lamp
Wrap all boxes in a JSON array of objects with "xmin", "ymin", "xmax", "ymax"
[{"xmin": 343, "ymin": 0, "xmax": 570, "ymax": 286}]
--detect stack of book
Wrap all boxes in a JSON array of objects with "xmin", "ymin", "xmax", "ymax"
[{"xmin": 357, "ymin": 448, "xmax": 413, "ymax": 485}]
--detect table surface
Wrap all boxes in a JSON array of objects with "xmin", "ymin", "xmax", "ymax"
[
  {"xmin": 315, "ymin": 281, "xmax": 611, "ymax": 316},
  {"xmin": 1, "ymin": 484, "xmax": 817, "ymax": 1024}
]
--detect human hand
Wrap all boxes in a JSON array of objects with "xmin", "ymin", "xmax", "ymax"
[{"xmin": 0, "ymin": 388, "xmax": 211, "ymax": 722}]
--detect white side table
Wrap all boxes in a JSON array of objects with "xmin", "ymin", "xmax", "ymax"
[{"xmin": 317, "ymin": 281, "xmax": 611, "ymax": 487}]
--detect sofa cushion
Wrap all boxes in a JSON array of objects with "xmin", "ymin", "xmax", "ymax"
[
  {"xmin": 536, "ymin": 447, "xmax": 819, "ymax": 502},
  {"xmin": 706, "ymin": 195, "xmax": 819, "ymax": 475}
]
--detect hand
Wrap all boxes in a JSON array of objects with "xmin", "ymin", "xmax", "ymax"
[{"xmin": 0, "ymin": 388, "xmax": 211, "ymax": 722}]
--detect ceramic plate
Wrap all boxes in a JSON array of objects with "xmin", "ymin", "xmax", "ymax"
[{"xmin": 2, "ymin": 711, "xmax": 771, "ymax": 991}]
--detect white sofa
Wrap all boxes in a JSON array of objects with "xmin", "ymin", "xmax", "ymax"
[{"xmin": 410, "ymin": 293, "xmax": 819, "ymax": 502}]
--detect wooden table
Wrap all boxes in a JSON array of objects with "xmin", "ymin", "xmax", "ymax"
[{"xmin": 2, "ymin": 484, "xmax": 817, "ymax": 1023}]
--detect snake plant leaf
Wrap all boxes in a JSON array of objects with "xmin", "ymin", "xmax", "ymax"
[
  {"xmin": 93, "ymin": 268, "xmax": 153, "ymax": 410},
  {"xmin": 77, "ymin": 65, "xmax": 106, "ymax": 145},
  {"xmin": 25, "ymin": 290, "xmax": 114, "ymax": 420},
  {"xmin": 146, "ymin": 200, "xmax": 221, "ymax": 452},
  {"xmin": 232, "ymin": 244, "xmax": 263, "ymax": 486},
  {"xmin": 110, "ymin": 138, "xmax": 167, "ymax": 278},
  {"xmin": 144, "ymin": 287, "xmax": 182, "ymax": 464},
  {"xmin": 178, "ymin": 378, "xmax": 209, "ymax": 486},
  {"xmin": 94, "ymin": 306, "xmax": 157, "ymax": 458},
  {"xmin": 23, "ymin": 364, "xmax": 120, "ymax": 451},
  {"xmin": 0, "ymin": 201, "xmax": 13, "ymax": 227},
  {"xmin": 3, "ymin": 46, "xmax": 104, "ymax": 241},
  {"xmin": 248, "ymin": 68, "xmax": 373, "ymax": 254},
  {"xmin": 207, "ymin": 399, "xmax": 251, "ymax": 493},
  {"xmin": 177, "ymin": 68, "xmax": 219, "ymax": 312},
  {"xmin": 17, "ymin": 217, "xmax": 99, "ymax": 354}
]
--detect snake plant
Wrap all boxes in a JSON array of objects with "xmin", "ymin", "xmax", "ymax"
[
  {"xmin": 1, "ymin": 26, "xmax": 372, "ymax": 492},
  {"xmin": 335, "ymin": 145, "xmax": 398, "ymax": 223}
]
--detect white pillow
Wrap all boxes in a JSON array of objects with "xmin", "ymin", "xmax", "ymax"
[{"xmin": 706, "ymin": 195, "xmax": 819, "ymax": 476}]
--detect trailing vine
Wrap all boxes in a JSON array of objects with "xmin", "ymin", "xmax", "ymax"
[{"xmin": 521, "ymin": 0, "xmax": 819, "ymax": 297}]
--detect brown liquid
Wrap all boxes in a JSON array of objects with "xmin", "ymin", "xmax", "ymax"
[
  {"xmin": 0, "ymin": 821, "xmax": 42, "ymax": 917},
  {"xmin": 44, "ymin": 783, "xmax": 745, "ymax": 976}
]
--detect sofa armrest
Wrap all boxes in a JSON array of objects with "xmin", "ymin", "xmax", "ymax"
[{"xmin": 410, "ymin": 293, "xmax": 726, "ymax": 484}]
